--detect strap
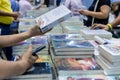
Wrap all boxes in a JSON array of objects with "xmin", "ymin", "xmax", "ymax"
[
  {"xmin": 91, "ymin": 0, "xmax": 100, "ymax": 26},
  {"xmin": 0, "ymin": 49, "xmax": 7, "ymax": 60}
]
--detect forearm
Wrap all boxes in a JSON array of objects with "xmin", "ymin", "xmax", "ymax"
[
  {"xmin": 88, "ymin": 6, "xmax": 110, "ymax": 19},
  {"xmin": 0, "ymin": 32, "xmax": 31, "ymax": 47},
  {"xmin": 88, "ymin": 11, "xmax": 109, "ymax": 19},
  {"xmin": 0, "ymin": 60, "xmax": 27, "ymax": 79},
  {"xmin": 110, "ymin": 16, "xmax": 120, "ymax": 28},
  {"xmin": 0, "ymin": 10, "xmax": 14, "ymax": 17}
]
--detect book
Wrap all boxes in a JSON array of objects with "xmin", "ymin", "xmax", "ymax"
[
  {"xmin": 50, "ymin": 46, "xmax": 93, "ymax": 58},
  {"xmin": 10, "ymin": 62, "xmax": 52, "ymax": 79},
  {"xmin": 49, "ymin": 34, "xmax": 84, "ymax": 40},
  {"xmin": 35, "ymin": 5, "xmax": 72, "ymax": 33},
  {"xmin": 80, "ymin": 29, "xmax": 112, "ymax": 40},
  {"xmin": 96, "ymin": 55, "xmax": 120, "ymax": 75},
  {"xmin": 98, "ymin": 44, "xmax": 120, "ymax": 63},
  {"xmin": 51, "ymin": 39, "xmax": 94, "ymax": 52},
  {"xmin": 63, "ymin": 25, "xmax": 89, "ymax": 34},
  {"xmin": 58, "ymin": 75, "xmax": 108, "ymax": 80},
  {"xmin": 54, "ymin": 58, "xmax": 103, "ymax": 75}
]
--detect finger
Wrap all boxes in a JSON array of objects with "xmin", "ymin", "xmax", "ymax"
[
  {"xmin": 23, "ymin": 45, "xmax": 33, "ymax": 57},
  {"xmin": 91, "ymin": 24, "xmax": 98, "ymax": 29}
]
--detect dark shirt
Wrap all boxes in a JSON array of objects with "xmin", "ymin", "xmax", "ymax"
[{"xmin": 84, "ymin": 0, "xmax": 111, "ymax": 27}]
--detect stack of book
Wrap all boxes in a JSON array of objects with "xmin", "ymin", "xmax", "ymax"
[
  {"xmin": 51, "ymin": 39, "xmax": 95, "ymax": 58},
  {"xmin": 48, "ymin": 34, "xmax": 104, "ymax": 79},
  {"xmin": 13, "ymin": 35, "xmax": 48, "ymax": 55},
  {"xmin": 96, "ymin": 44, "xmax": 120, "ymax": 75},
  {"xmin": 80, "ymin": 29, "xmax": 112, "ymax": 40},
  {"xmin": 10, "ymin": 55, "xmax": 53, "ymax": 80}
]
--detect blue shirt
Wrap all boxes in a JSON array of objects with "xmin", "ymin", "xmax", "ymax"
[{"xmin": 11, "ymin": 0, "xmax": 19, "ymax": 12}]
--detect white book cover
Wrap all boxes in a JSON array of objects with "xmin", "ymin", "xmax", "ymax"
[
  {"xmin": 99, "ymin": 44, "xmax": 120, "ymax": 56},
  {"xmin": 35, "ymin": 5, "xmax": 72, "ymax": 33},
  {"xmin": 80, "ymin": 29, "xmax": 112, "ymax": 39}
]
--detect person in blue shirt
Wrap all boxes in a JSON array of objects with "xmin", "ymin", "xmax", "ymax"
[{"xmin": 10, "ymin": 0, "xmax": 20, "ymax": 34}]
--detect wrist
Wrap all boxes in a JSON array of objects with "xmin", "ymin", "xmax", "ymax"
[{"xmin": 107, "ymin": 23, "xmax": 113, "ymax": 30}]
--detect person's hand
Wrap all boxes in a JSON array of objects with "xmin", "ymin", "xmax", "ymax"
[
  {"xmin": 28, "ymin": 19, "xmax": 52, "ymax": 37},
  {"xmin": 91, "ymin": 24, "xmax": 109, "ymax": 30},
  {"xmin": 18, "ymin": 45, "xmax": 38, "ymax": 71},
  {"xmin": 76, "ymin": 9, "xmax": 90, "ymax": 16},
  {"xmin": 12, "ymin": 12, "xmax": 20, "ymax": 20}
]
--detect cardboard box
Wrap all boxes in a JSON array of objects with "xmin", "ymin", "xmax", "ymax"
[{"xmin": 35, "ymin": 5, "xmax": 72, "ymax": 33}]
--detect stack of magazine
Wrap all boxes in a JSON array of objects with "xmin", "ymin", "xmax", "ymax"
[
  {"xmin": 96, "ymin": 44, "xmax": 120, "ymax": 75},
  {"xmin": 80, "ymin": 29, "xmax": 112, "ymax": 40}
]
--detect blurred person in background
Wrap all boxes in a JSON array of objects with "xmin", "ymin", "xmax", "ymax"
[
  {"xmin": 19, "ymin": 0, "xmax": 33, "ymax": 18},
  {"xmin": 10, "ymin": 0, "xmax": 20, "ymax": 34},
  {"xmin": 64, "ymin": 0, "xmax": 86, "ymax": 16},
  {"xmin": 0, "ymin": 0, "xmax": 19, "ymax": 60},
  {"xmin": 76, "ymin": 0, "xmax": 111, "ymax": 27}
]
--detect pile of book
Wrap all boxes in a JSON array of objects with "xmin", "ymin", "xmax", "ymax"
[
  {"xmin": 96, "ymin": 44, "xmax": 120, "ymax": 75},
  {"xmin": 48, "ymin": 33, "xmax": 104, "ymax": 79},
  {"xmin": 80, "ymin": 29, "xmax": 112, "ymax": 40},
  {"xmin": 49, "ymin": 34, "xmax": 94, "ymax": 58}
]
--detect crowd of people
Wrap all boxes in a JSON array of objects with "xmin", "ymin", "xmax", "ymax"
[{"xmin": 0, "ymin": 0, "xmax": 120, "ymax": 79}]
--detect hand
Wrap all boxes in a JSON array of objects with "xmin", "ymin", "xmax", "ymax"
[
  {"xmin": 91, "ymin": 24, "xmax": 109, "ymax": 30},
  {"xmin": 18, "ymin": 45, "xmax": 38, "ymax": 71},
  {"xmin": 28, "ymin": 19, "xmax": 52, "ymax": 37},
  {"xmin": 12, "ymin": 12, "xmax": 20, "ymax": 20},
  {"xmin": 77, "ymin": 9, "xmax": 90, "ymax": 16}
]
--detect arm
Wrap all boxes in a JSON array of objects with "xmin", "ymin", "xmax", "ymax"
[
  {"xmin": 0, "ymin": 45, "xmax": 38, "ymax": 79},
  {"xmin": 91, "ymin": 16, "xmax": 120, "ymax": 30},
  {"xmin": 0, "ymin": 24, "xmax": 44, "ymax": 48},
  {"xmin": 0, "ymin": 10, "xmax": 19, "ymax": 18},
  {"xmin": 78, "ymin": 5, "xmax": 110, "ymax": 19},
  {"xmin": 64, "ymin": 0, "xmax": 70, "ymax": 9}
]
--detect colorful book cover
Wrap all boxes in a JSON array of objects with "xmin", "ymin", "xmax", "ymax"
[
  {"xmin": 59, "ymin": 74, "xmax": 108, "ymax": 80},
  {"xmin": 36, "ymin": 55, "xmax": 51, "ymax": 63},
  {"xmin": 55, "ymin": 58, "xmax": 103, "ymax": 75},
  {"xmin": 10, "ymin": 62, "xmax": 52, "ymax": 79},
  {"xmin": 52, "ymin": 39, "xmax": 94, "ymax": 50},
  {"xmin": 50, "ymin": 34, "xmax": 83, "ymax": 40}
]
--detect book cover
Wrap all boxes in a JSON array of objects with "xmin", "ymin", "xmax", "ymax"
[
  {"xmin": 55, "ymin": 58, "xmax": 103, "ymax": 75},
  {"xmin": 59, "ymin": 74, "xmax": 108, "ymax": 80},
  {"xmin": 50, "ymin": 34, "xmax": 84, "ymax": 40},
  {"xmin": 80, "ymin": 29, "xmax": 112, "ymax": 39},
  {"xmin": 35, "ymin": 5, "xmax": 72, "ymax": 33},
  {"xmin": 52, "ymin": 39, "xmax": 94, "ymax": 51},
  {"xmin": 10, "ymin": 62, "xmax": 52, "ymax": 79},
  {"xmin": 99, "ymin": 44, "xmax": 120, "ymax": 63}
]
